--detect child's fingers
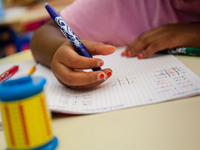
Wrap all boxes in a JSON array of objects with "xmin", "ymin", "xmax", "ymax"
[
  {"xmin": 128, "ymin": 38, "xmax": 150, "ymax": 57},
  {"xmin": 64, "ymin": 69, "xmax": 112, "ymax": 86},
  {"xmin": 69, "ymin": 79, "xmax": 104, "ymax": 90},
  {"xmin": 52, "ymin": 60, "xmax": 112, "ymax": 87},
  {"xmin": 82, "ymin": 40, "xmax": 116, "ymax": 55},
  {"xmin": 138, "ymin": 37, "xmax": 173, "ymax": 59},
  {"xmin": 69, "ymin": 69, "xmax": 112, "ymax": 90},
  {"xmin": 121, "ymin": 25, "xmax": 168, "ymax": 57},
  {"xmin": 57, "ymin": 46, "xmax": 104, "ymax": 69},
  {"xmin": 122, "ymin": 34, "xmax": 151, "ymax": 57},
  {"xmin": 60, "ymin": 69, "xmax": 106, "ymax": 86},
  {"xmin": 122, "ymin": 41, "xmax": 137, "ymax": 57},
  {"xmin": 138, "ymin": 40, "xmax": 163, "ymax": 59}
]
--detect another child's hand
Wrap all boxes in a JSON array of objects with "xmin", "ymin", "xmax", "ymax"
[
  {"xmin": 51, "ymin": 40, "xmax": 116, "ymax": 90},
  {"xmin": 121, "ymin": 23, "xmax": 200, "ymax": 59}
]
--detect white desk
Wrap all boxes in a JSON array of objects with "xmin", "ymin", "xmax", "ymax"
[{"xmin": 0, "ymin": 50, "xmax": 200, "ymax": 150}]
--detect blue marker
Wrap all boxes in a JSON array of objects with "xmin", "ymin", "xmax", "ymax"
[{"xmin": 45, "ymin": 3, "xmax": 102, "ymax": 71}]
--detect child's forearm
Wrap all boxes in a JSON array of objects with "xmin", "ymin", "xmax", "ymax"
[{"xmin": 30, "ymin": 21, "xmax": 68, "ymax": 67}]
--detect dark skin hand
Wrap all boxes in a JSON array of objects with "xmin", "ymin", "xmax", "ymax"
[
  {"xmin": 51, "ymin": 41, "xmax": 115, "ymax": 90},
  {"xmin": 121, "ymin": 23, "xmax": 200, "ymax": 58},
  {"xmin": 31, "ymin": 21, "xmax": 116, "ymax": 90}
]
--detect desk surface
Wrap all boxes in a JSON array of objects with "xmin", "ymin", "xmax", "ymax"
[{"xmin": 0, "ymin": 51, "xmax": 200, "ymax": 150}]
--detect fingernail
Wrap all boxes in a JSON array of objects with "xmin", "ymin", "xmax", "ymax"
[
  {"xmin": 137, "ymin": 54, "xmax": 142, "ymax": 59},
  {"xmin": 98, "ymin": 73, "xmax": 105, "ymax": 80},
  {"xmin": 98, "ymin": 61, "xmax": 104, "ymax": 67},
  {"xmin": 121, "ymin": 51, "xmax": 126, "ymax": 56},
  {"xmin": 107, "ymin": 71, "xmax": 112, "ymax": 78},
  {"xmin": 126, "ymin": 51, "xmax": 131, "ymax": 57}
]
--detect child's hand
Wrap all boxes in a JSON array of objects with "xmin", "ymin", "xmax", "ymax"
[
  {"xmin": 51, "ymin": 40, "xmax": 116, "ymax": 90},
  {"xmin": 121, "ymin": 23, "xmax": 200, "ymax": 59}
]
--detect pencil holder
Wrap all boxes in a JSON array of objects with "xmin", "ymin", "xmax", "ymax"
[{"xmin": 0, "ymin": 76, "xmax": 58, "ymax": 150}]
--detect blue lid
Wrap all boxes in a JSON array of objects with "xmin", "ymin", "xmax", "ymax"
[{"xmin": 0, "ymin": 76, "xmax": 46, "ymax": 102}]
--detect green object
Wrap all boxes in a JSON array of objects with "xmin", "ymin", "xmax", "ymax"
[{"xmin": 159, "ymin": 47, "xmax": 200, "ymax": 56}]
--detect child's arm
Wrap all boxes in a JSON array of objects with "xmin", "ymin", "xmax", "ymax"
[
  {"xmin": 30, "ymin": 21, "xmax": 115, "ymax": 90},
  {"xmin": 31, "ymin": 21, "xmax": 67, "ymax": 66},
  {"xmin": 122, "ymin": 23, "xmax": 200, "ymax": 58}
]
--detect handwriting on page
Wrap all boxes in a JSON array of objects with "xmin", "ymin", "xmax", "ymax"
[{"xmin": 154, "ymin": 67, "xmax": 200, "ymax": 97}]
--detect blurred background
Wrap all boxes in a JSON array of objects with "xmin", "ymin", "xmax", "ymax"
[{"xmin": 0, "ymin": 0, "xmax": 74, "ymax": 58}]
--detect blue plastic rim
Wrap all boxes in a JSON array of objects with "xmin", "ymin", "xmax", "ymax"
[
  {"xmin": 0, "ymin": 76, "xmax": 46, "ymax": 101},
  {"xmin": 33, "ymin": 137, "xmax": 58, "ymax": 150},
  {"xmin": 7, "ymin": 136, "xmax": 58, "ymax": 150}
]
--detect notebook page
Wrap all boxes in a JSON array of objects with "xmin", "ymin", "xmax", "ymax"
[
  {"xmin": 33, "ymin": 48, "xmax": 200, "ymax": 114},
  {"xmin": 0, "ymin": 48, "xmax": 200, "ymax": 114}
]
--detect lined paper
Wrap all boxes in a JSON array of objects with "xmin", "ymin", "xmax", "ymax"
[{"xmin": 0, "ymin": 48, "xmax": 200, "ymax": 115}]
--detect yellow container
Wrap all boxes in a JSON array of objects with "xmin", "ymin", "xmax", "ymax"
[{"xmin": 0, "ymin": 76, "xmax": 58, "ymax": 150}]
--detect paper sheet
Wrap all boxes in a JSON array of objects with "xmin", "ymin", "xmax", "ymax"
[{"xmin": 0, "ymin": 48, "xmax": 200, "ymax": 115}]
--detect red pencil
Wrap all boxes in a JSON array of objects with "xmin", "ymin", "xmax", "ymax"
[{"xmin": 0, "ymin": 65, "xmax": 19, "ymax": 83}]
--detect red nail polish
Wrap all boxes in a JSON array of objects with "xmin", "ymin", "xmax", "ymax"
[
  {"xmin": 126, "ymin": 52, "xmax": 130, "ymax": 57},
  {"xmin": 98, "ymin": 61, "xmax": 104, "ymax": 67},
  {"xmin": 137, "ymin": 54, "xmax": 142, "ymax": 59},
  {"xmin": 107, "ymin": 72, "xmax": 112, "ymax": 78},
  {"xmin": 126, "ymin": 51, "xmax": 132, "ymax": 57},
  {"xmin": 121, "ymin": 51, "xmax": 125, "ymax": 56},
  {"xmin": 98, "ymin": 73, "xmax": 105, "ymax": 80}
]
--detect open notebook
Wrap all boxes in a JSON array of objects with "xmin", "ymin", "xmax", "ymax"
[{"xmin": 0, "ymin": 48, "xmax": 200, "ymax": 115}]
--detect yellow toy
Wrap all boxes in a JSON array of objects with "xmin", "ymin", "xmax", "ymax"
[{"xmin": 0, "ymin": 76, "xmax": 58, "ymax": 150}]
